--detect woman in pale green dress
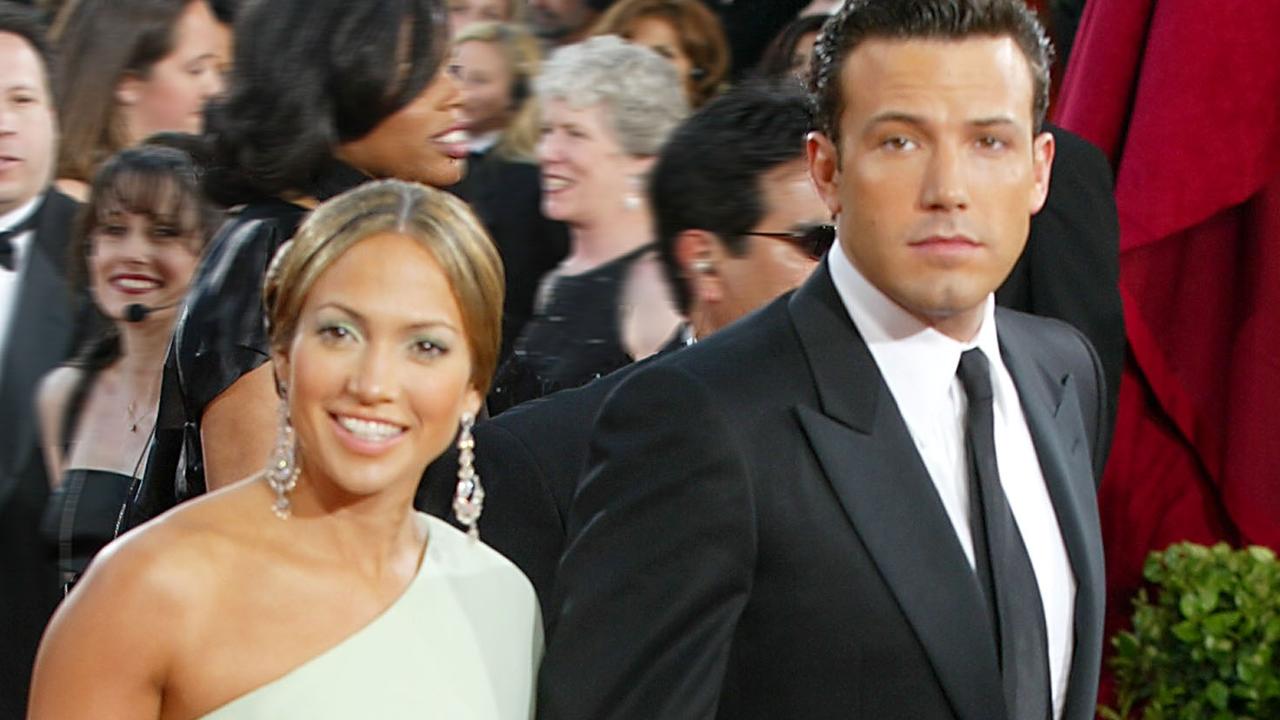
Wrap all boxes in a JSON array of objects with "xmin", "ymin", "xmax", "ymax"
[{"xmin": 28, "ymin": 180, "xmax": 541, "ymax": 719}]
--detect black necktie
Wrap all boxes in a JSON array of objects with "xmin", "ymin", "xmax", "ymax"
[
  {"xmin": 0, "ymin": 228, "xmax": 18, "ymax": 271},
  {"xmin": 957, "ymin": 348, "xmax": 1052, "ymax": 720}
]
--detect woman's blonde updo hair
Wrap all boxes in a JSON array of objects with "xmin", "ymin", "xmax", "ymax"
[{"xmin": 263, "ymin": 180, "xmax": 505, "ymax": 394}]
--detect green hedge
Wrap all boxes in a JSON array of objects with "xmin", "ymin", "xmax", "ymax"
[{"xmin": 1101, "ymin": 542, "xmax": 1280, "ymax": 720}]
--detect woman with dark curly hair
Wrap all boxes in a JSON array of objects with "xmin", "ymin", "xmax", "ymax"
[{"xmin": 127, "ymin": 0, "xmax": 469, "ymax": 526}]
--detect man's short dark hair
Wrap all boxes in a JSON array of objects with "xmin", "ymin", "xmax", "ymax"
[
  {"xmin": 0, "ymin": 1, "xmax": 55, "ymax": 92},
  {"xmin": 650, "ymin": 80, "xmax": 814, "ymax": 314},
  {"xmin": 809, "ymin": 0, "xmax": 1054, "ymax": 144}
]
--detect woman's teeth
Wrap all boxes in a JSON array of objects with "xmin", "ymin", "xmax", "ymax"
[{"xmin": 337, "ymin": 416, "xmax": 405, "ymax": 442}]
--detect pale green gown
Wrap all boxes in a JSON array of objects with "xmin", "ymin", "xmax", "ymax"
[{"xmin": 200, "ymin": 514, "xmax": 542, "ymax": 719}]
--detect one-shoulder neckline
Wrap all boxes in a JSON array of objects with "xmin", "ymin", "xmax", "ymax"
[{"xmin": 197, "ymin": 512, "xmax": 436, "ymax": 716}]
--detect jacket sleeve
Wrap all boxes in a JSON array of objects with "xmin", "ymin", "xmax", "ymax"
[{"xmin": 538, "ymin": 362, "xmax": 756, "ymax": 720}]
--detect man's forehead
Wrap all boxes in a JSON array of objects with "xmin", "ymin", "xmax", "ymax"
[
  {"xmin": 840, "ymin": 36, "xmax": 1035, "ymax": 117},
  {"xmin": 0, "ymin": 31, "xmax": 49, "ymax": 90}
]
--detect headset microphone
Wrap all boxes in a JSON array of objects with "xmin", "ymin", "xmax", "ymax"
[{"xmin": 123, "ymin": 299, "xmax": 182, "ymax": 323}]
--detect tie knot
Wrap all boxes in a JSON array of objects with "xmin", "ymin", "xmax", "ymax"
[
  {"xmin": 0, "ymin": 230, "xmax": 17, "ymax": 272},
  {"xmin": 957, "ymin": 348, "xmax": 993, "ymax": 405}
]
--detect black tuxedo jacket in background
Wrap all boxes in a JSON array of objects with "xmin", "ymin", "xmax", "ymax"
[
  {"xmin": 539, "ymin": 263, "xmax": 1108, "ymax": 720},
  {"xmin": 0, "ymin": 190, "xmax": 83, "ymax": 718},
  {"xmin": 999, "ymin": 124, "xmax": 1123, "ymax": 443}
]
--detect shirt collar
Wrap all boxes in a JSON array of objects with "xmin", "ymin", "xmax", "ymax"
[
  {"xmin": 827, "ymin": 239, "xmax": 1001, "ymax": 404},
  {"xmin": 0, "ymin": 194, "xmax": 43, "ymax": 233}
]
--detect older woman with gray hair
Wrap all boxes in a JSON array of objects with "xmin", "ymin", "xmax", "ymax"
[{"xmin": 489, "ymin": 35, "xmax": 689, "ymax": 413}]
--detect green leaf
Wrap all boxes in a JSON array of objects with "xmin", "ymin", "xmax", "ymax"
[{"xmin": 1206, "ymin": 680, "xmax": 1230, "ymax": 709}]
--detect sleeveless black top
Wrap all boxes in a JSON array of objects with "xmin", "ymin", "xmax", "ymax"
[
  {"xmin": 39, "ymin": 367, "xmax": 134, "ymax": 585},
  {"xmin": 488, "ymin": 244, "xmax": 654, "ymax": 414}
]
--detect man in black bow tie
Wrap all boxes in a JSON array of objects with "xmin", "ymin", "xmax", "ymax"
[{"xmin": 0, "ymin": 3, "xmax": 84, "ymax": 716}]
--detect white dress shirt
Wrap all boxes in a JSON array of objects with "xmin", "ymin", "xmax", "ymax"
[
  {"xmin": 828, "ymin": 244, "xmax": 1077, "ymax": 719},
  {"xmin": 0, "ymin": 195, "xmax": 43, "ymax": 380}
]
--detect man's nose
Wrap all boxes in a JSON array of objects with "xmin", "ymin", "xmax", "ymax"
[{"xmin": 919, "ymin": 143, "xmax": 971, "ymax": 211}]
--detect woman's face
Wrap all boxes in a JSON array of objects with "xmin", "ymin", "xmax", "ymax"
[
  {"xmin": 118, "ymin": 0, "xmax": 231, "ymax": 143},
  {"xmin": 336, "ymin": 65, "xmax": 468, "ymax": 188},
  {"xmin": 279, "ymin": 232, "xmax": 481, "ymax": 502},
  {"xmin": 624, "ymin": 16, "xmax": 695, "ymax": 101},
  {"xmin": 454, "ymin": 40, "xmax": 516, "ymax": 138},
  {"xmin": 448, "ymin": 0, "xmax": 509, "ymax": 37},
  {"xmin": 537, "ymin": 99, "xmax": 646, "ymax": 226},
  {"xmin": 88, "ymin": 209, "xmax": 202, "ymax": 323}
]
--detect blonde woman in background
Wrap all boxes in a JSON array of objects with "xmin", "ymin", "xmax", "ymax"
[
  {"xmin": 450, "ymin": 21, "xmax": 568, "ymax": 363},
  {"xmin": 30, "ymin": 181, "xmax": 541, "ymax": 719}
]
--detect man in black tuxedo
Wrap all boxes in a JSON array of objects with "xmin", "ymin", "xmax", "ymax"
[
  {"xmin": 0, "ymin": 3, "xmax": 83, "ymax": 715},
  {"xmin": 420, "ymin": 81, "xmax": 830, "ymax": 619},
  {"xmin": 539, "ymin": 1, "xmax": 1107, "ymax": 719}
]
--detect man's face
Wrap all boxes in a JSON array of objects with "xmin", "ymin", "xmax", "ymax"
[
  {"xmin": 527, "ymin": 0, "xmax": 597, "ymax": 43},
  {"xmin": 808, "ymin": 37, "xmax": 1053, "ymax": 340},
  {"xmin": 712, "ymin": 159, "xmax": 828, "ymax": 328},
  {"xmin": 0, "ymin": 32, "xmax": 56, "ymax": 216}
]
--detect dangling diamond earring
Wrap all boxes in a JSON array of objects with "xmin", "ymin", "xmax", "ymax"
[
  {"xmin": 452, "ymin": 413, "xmax": 484, "ymax": 540},
  {"xmin": 265, "ymin": 399, "xmax": 300, "ymax": 519}
]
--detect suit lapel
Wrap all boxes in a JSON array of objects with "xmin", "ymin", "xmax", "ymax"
[
  {"xmin": 787, "ymin": 266, "xmax": 1006, "ymax": 720},
  {"xmin": 0, "ymin": 193, "xmax": 76, "ymax": 483},
  {"xmin": 997, "ymin": 312, "xmax": 1105, "ymax": 720}
]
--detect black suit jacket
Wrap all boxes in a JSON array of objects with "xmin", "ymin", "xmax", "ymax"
[
  {"xmin": 417, "ymin": 333, "xmax": 688, "ymax": 621},
  {"xmin": 999, "ymin": 124, "xmax": 1123, "ymax": 446},
  {"xmin": 539, "ymin": 264, "xmax": 1108, "ymax": 720},
  {"xmin": 0, "ymin": 190, "xmax": 82, "ymax": 718}
]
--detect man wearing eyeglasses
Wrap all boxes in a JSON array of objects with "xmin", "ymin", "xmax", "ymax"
[
  {"xmin": 653, "ymin": 80, "xmax": 831, "ymax": 345},
  {"xmin": 417, "ymin": 80, "xmax": 825, "ymax": 620}
]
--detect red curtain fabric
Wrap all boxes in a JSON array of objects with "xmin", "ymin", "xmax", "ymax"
[{"xmin": 1053, "ymin": 0, "xmax": 1280, "ymax": 706}]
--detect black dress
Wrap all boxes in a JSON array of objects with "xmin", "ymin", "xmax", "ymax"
[
  {"xmin": 122, "ymin": 162, "xmax": 366, "ymax": 531},
  {"xmin": 488, "ymin": 244, "xmax": 655, "ymax": 414},
  {"xmin": 39, "ymin": 367, "xmax": 133, "ymax": 590},
  {"xmin": 448, "ymin": 148, "xmax": 569, "ymax": 364}
]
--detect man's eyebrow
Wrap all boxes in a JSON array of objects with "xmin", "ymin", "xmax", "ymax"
[
  {"xmin": 969, "ymin": 116, "xmax": 1019, "ymax": 128},
  {"xmin": 865, "ymin": 111, "xmax": 928, "ymax": 128}
]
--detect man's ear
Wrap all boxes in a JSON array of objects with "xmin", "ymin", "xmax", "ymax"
[
  {"xmin": 807, "ymin": 131, "xmax": 842, "ymax": 218},
  {"xmin": 674, "ymin": 229, "xmax": 725, "ymax": 306},
  {"xmin": 1029, "ymin": 129, "xmax": 1055, "ymax": 215}
]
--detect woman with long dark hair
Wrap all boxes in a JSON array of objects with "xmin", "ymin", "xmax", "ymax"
[
  {"xmin": 51, "ymin": 0, "xmax": 230, "ymax": 200},
  {"xmin": 36, "ymin": 145, "xmax": 217, "ymax": 591},
  {"xmin": 127, "ymin": 0, "xmax": 469, "ymax": 526}
]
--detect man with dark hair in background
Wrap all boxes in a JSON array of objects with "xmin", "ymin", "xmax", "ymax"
[
  {"xmin": 0, "ymin": 2, "xmax": 83, "ymax": 715},
  {"xmin": 539, "ymin": 1, "xmax": 1107, "ymax": 718},
  {"xmin": 420, "ymin": 81, "xmax": 828, "ymax": 620},
  {"xmin": 527, "ymin": 0, "xmax": 604, "ymax": 45}
]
